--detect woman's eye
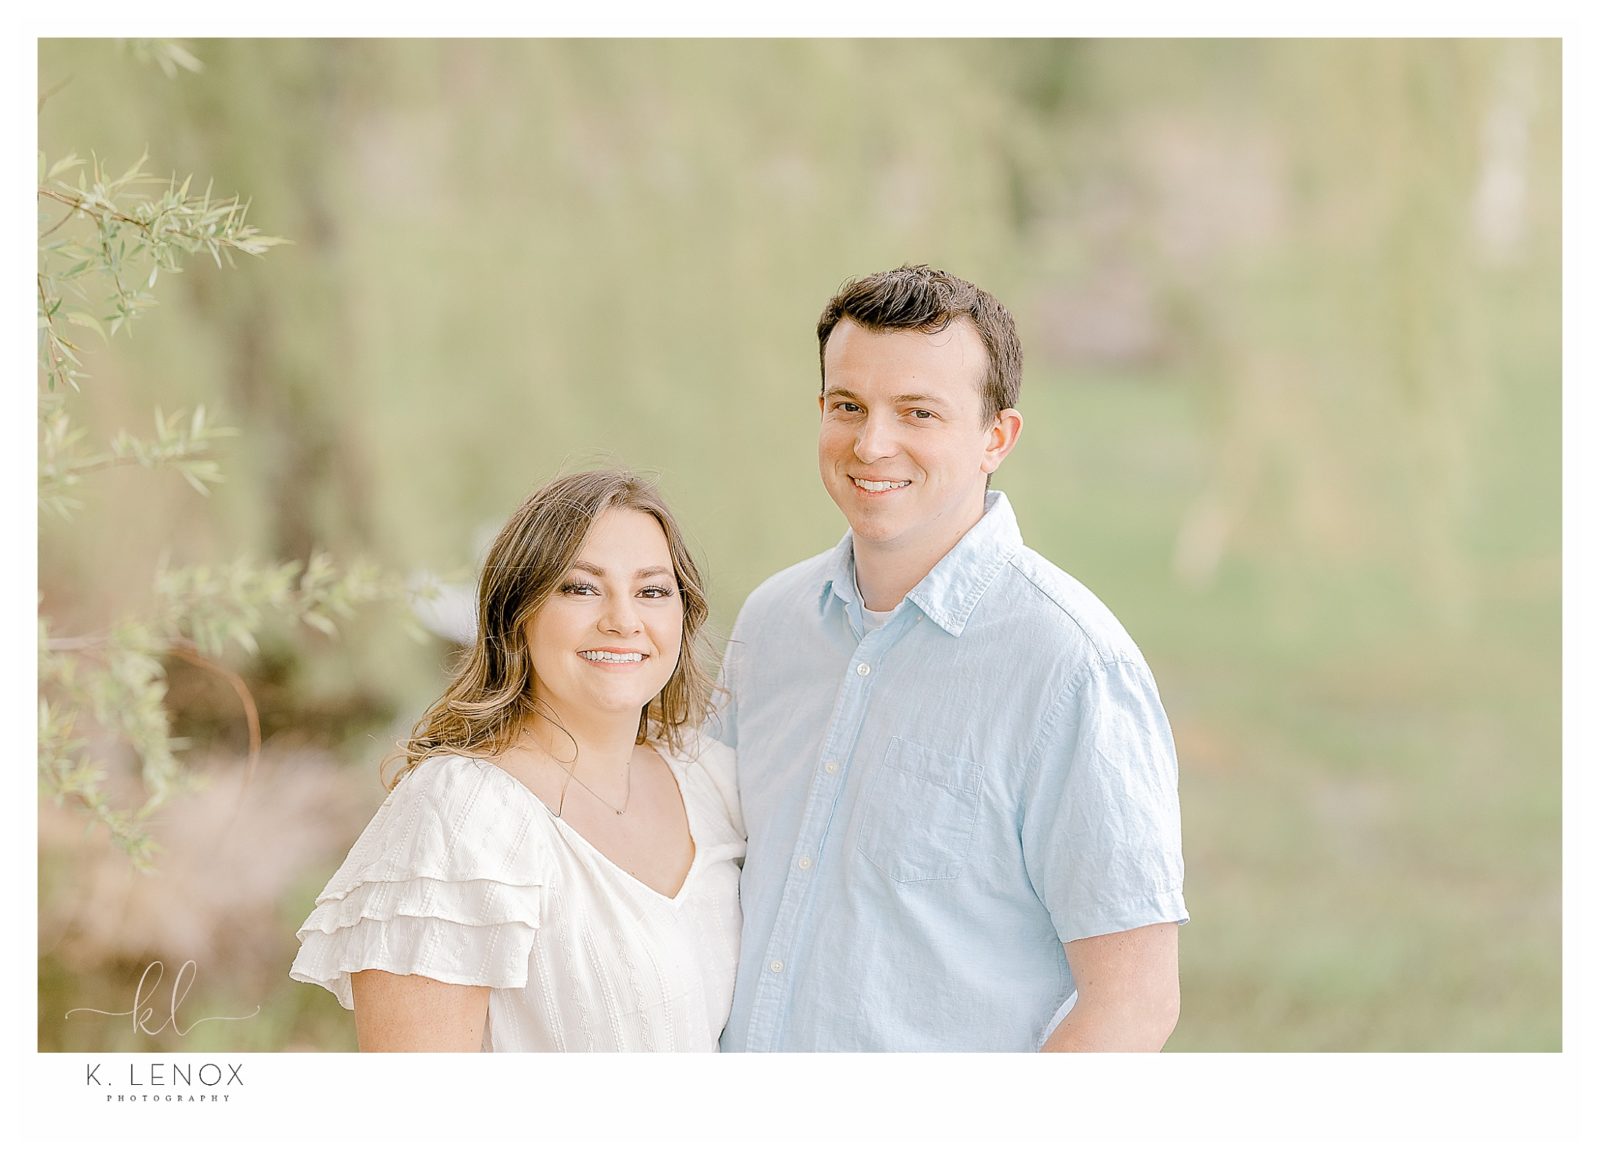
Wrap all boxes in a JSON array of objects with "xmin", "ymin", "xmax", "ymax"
[
  {"xmin": 560, "ymin": 581, "xmax": 599, "ymax": 595},
  {"xmin": 640, "ymin": 586, "xmax": 677, "ymax": 599}
]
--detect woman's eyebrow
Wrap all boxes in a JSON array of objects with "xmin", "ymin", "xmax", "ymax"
[{"xmin": 569, "ymin": 561, "xmax": 674, "ymax": 579}]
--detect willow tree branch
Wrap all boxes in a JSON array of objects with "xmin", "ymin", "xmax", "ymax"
[
  {"xmin": 167, "ymin": 640, "xmax": 262, "ymax": 798},
  {"xmin": 36, "ymin": 274, "xmax": 72, "ymax": 388},
  {"xmin": 46, "ymin": 446, "xmax": 218, "ymax": 478},
  {"xmin": 37, "ymin": 186, "xmax": 146, "ymax": 228}
]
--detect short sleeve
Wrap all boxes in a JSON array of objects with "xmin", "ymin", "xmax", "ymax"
[
  {"xmin": 1020, "ymin": 657, "xmax": 1189, "ymax": 945},
  {"xmin": 289, "ymin": 755, "xmax": 549, "ymax": 1009}
]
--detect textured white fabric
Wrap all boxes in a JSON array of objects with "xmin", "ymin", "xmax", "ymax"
[{"xmin": 290, "ymin": 737, "xmax": 744, "ymax": 1051}]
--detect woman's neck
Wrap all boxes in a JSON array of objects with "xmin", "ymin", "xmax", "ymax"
[{"xmin": 520, "ymin": 706, "xmax": 641, "ymax": 778}]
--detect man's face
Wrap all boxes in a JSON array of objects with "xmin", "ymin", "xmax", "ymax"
[{"xmin": 818, "ymin": 317, "xmax": 1019, "ymax": 562}]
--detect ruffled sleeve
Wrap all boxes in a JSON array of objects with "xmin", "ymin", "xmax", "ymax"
[{"xmin": 290, "ymin": 754, "xmax": 549, "ymax": 1009}]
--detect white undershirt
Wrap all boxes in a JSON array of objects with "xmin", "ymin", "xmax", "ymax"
[{"xmin": 855, "ymin": 579, "xmax": 901, "ymax": 632}]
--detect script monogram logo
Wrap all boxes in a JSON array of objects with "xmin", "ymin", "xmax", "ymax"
[{"xmin": 65, "ymin": 960, "xmax": 260, "ymax": 1037}]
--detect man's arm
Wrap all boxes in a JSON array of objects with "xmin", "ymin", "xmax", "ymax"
[
  {"xmin": 351, "ymin": 969, "xmax": 490, "ymax": 1052},
  {"xmin": 1040, "ymin": 921, "xmax": 1180, "ymax": 1052}
]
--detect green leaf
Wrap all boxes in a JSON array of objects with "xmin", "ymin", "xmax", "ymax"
[
  {"xmin": 177, "ymin": 469, "xmax": 213, "ymax": 497},
  {"xmin": 47, "ymin": 152, "xmax": 83, "ymax": 181},
  {"xmin": 63, "ymin": 311, "xmax": 105, "ymax": 338},
  {"xmin": 114, "ymin": 150, "xmax": 150, "ymax": 190},
  {"xmin": 302, "ymin": 611, "xmax": 339, "ymax": 638},
  {"xmin": 163, "ymin": 43, "xmax": 204, "ymax": 73}
]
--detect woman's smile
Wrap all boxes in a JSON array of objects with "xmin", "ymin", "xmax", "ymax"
[{"xmin": 525, "ymin": 506, "xmax": 685, "ymax": 723}]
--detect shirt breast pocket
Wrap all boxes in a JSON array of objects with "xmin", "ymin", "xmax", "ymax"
[{"xmin": 855, "ymin": 736, "xmax": 983, "ymax": 883}]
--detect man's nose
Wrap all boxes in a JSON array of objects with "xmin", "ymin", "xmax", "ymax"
[{"xmin": 854, "ymin": 413, "xmax": 896, "ymax": 461}]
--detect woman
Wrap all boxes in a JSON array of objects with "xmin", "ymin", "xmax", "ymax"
[{"xmin": 290, "ymin": 469, "xmax": 743, "ymax": 1051}]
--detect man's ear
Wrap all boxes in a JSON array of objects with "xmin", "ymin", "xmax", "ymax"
[{"xmin": 981, "ymin": 409, "xmax": 1024, "ymax": 474}]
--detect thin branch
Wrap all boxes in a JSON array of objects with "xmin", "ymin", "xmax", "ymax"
[
  {"xmin": 167, "ymin": 640, "xmax": 262, "ymax": 802},
  {"xmin": 167, "ymin": 640, "xmax": 264, "ymax": 858},
  {"xmin": 36, "ymin": 274, "xmax": 71, "ymax": 389},
  {"xmin": 45, "ymin": 447, "xmax": 218, "ymax": 478},
  {"xmin": 44, "ymin": 634, "xmax": 108, "ymax": 652},
  {"xmin": 40, "ymin": 206, "xmax": 77, "ymax": 240},
  {"xmin": 38, "ymin": 185, "xmax": 145, "ymax": 229},
  {"xmin": 38, "ymin": 74, "xmax": 74, "ymax": 111},
  {"xmin": 45, "ymin": 634, "xmax": 262, "ymax": 802},
  {"xmin": 38, "ymin": 185, "xmax": 273, "ymax": 255},
  {"xmin": 98, "ymin": 215, "xmax": 132, "ymax": 307}
]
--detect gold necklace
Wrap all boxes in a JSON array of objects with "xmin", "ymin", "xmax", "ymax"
[{"xmin": 556, "ymin": 750, "xmax": 634, "ymax": 817}]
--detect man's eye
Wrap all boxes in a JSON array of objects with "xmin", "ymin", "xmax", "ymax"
[
  {"xmin": 910, "ymin": 409, "xmax": 935, "ymax": 420},
  {"xmin": 834, "ymin": 401, "xmax": 862, "ymax": 413}
]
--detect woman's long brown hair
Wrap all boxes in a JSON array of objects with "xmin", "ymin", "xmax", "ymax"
[{"xmin": 383, "ymin": 469, "xmax": 714, "ymax": 788}]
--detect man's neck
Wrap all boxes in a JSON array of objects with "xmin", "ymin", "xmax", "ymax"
[{"xmin": 853, "ymin": 499, "xmax": 989, "ymax": 612}]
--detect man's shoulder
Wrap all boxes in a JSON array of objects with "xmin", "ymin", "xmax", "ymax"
[
  {"xmin": 735, "ymin": 547, "xmax": 836, "ymax": 624},
  {"xmin": 986, "ymin": 544, "xmax": 1148, "ymax": 669}
]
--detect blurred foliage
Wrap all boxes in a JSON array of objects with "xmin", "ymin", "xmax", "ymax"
[
  {"xmin": 36, "ymin": 38, "xmax": 1560, "ymax": 1051},
  {"xmin": 36, "ymin": 47, "xmax": 418, "ymax": 866}
]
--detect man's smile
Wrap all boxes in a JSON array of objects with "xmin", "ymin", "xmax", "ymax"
[{"xmin": 850, "ymin": 476, "xmax": 911, "ymax": 494}]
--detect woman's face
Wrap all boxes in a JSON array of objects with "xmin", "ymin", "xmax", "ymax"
[{"xmin": 524, "ymin": 506, "xmax": 685, "ymax": 727}]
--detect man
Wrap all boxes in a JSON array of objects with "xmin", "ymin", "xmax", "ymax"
[{"xmin": 715, "ymin": 265, "xmax": 1187, "ymax": 1051}]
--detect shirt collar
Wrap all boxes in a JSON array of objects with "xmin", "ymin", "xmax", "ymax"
[{"xmin": 819, "ymin": 491, "xmax": 1023, "ymax": 637}]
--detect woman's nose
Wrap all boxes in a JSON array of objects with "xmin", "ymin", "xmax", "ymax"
[{"xmin": 597, "ymin": 595, "xmax": 642, "ymax": 634}]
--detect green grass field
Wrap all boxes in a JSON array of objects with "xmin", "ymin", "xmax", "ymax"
[{"xmin": 1012, "ymin": 326, "xmax": 1559, "ymax": 1051}]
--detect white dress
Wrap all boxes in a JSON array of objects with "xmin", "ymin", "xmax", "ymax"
[{"xmin": 289, "ymin": 737, "xmax": 744, "ymax": 1051}]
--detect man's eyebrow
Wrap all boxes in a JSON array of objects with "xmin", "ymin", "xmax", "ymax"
[
  {"xmin": 822, "ymin": 387, "xmax": 949, "ymax": 407},
  {"xmin": 569, "ymin": 561, "xmax": 674, "ymax": 580}
]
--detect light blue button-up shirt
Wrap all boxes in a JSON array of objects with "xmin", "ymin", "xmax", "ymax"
[{"xmin": 714, "ymin": 491, "xmax": 1188, "ymax": 1051}]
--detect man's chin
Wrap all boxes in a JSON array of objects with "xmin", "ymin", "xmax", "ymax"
[{"xmin": 841, "ymin": 513, "xmax": 908, "ymax": 548}]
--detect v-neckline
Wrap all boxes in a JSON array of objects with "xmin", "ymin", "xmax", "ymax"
[{"xmin": 475, "ymin": 746, "xmax": 701, "ymax": 906}]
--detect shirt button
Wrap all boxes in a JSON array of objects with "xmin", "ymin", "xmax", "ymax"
[
  {"xmin": 824, "ymin": 760, "xmax": 838, "ymax": 774},
  {"xmin": 797, "ymin": 856, "xmax": 812, "ymax": 870},
  {"xmin": 770, "ymin": 960, "xmax": 784, "ymax": 973},
  {"xmin": 856, "ymin": 662, "xmax": 871, "ymax": 676}
]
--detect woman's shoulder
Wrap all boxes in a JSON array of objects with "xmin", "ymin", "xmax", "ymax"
[
  {"xmin": 291, "ymin": 751, "xmax": 551, "ymax": 1008},
  {"xmin": 389, "ymin": 749, "xmax": 528, "ymax": 810},
  {"xmin": 333, "ymin": 751, "xmax": 552, "ymax": 892}
]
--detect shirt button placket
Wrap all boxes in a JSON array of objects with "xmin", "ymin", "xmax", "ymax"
[{"xmin": 752, "ymin": 635, "xmax": 883, "ymax": 1049}]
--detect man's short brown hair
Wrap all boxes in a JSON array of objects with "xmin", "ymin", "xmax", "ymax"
[{"xmin": 815, "ymin": 264, "xmax": 1023, "ymax": 421}]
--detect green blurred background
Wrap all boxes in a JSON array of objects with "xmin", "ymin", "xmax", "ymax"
[{"xmin": 37, "ymin": 38, "xmax": 1561, "ymax": 1051}]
